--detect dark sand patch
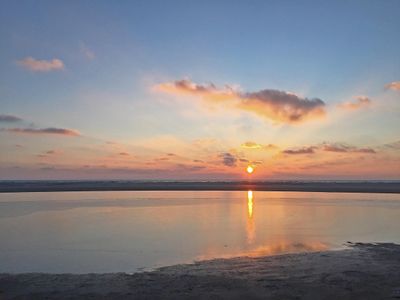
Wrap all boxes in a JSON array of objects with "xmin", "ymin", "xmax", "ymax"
[{"xmin": 1, "ymin": 243, "xmax": 400, "ymax": 299}]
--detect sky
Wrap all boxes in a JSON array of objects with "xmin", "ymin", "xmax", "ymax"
[{"xmin": 0, "ymin": 0, "xmax": 399, "ymax": 180}]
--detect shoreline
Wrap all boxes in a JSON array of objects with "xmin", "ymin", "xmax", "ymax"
[
  {"xmin": 1, "ymin": 243, "xmax": 399, "ymax": 299},
  {"xmin": 0, "ymin": 180, "xmax": 399, "ymax": 193}
]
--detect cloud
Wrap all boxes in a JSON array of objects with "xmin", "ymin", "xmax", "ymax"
[
  {"xmin": 338, "ymin": 96, "xmax": 371, "ymax": 110},
  {"xmin": 282, "ymin": 146, "xmax": 316, "ymax": 155},
  {"xmin": 118, "ymin": 152, "xmax": 130, "ymax": 156},
  {"xmin": 156, "ymin": 79, "xmax": 326, "ymax": 124},
  {"xmin": 322, "ymin": 144, "xmax": 348, "ymax": 152},
  {"xmin": 241, "ymin": 142, "xmax": 262, "ymax": 149},
  {"xmin": 385, "ymin": 81, "xmax": 400, "ymax": 91},
  {"xmin": 17, "ymin": 57, "xmax": 64, "ymax": 72},
  {"xmin": 282, "ymin": 143, "xmax": 376, "ymax": 155},
  {"xmin": 241, "ymin": 141, "xmax": 277, "ymax": 150},
  {"xmin": 241, "ymin": 89, "xmax": 325, "ymax": 123},
  {"xmin": 0, "ymin": 114, "xmax": 22, "ymax": 122},
  {"xmin": 175, "ymin": 163, "xmax": 207, "ymax": 172},
  {"xmin": 322, "ymin": 143, "xmax": 376, "ymax": 154},
  {"xmin": 36, "ymin": 150, "xmax": 62, "ymax": 158},
  {"xmin": 355, "ymin": 148, "xmax": 376, "ymax": 154},
  {"xmin": 155, "ymin": 157, "xmax": 170, "ymax": 161},
  {"xmin": 80, "ymin": 44, "xmax": 95, "ymax": 60},
  {"xmin": 383, "ymin": 140, "xmax": 400, "ymax": 150},
  {"xmin": 219, "ymin": 152, "xmax": 237, "ymax": 167},
  {"xmin": 193, "ymin": 159, "xmax": 204, "ymax": 163},
  {"xmin": 4, "ymin": 127, "xmax": 80, "ymax": 136}
]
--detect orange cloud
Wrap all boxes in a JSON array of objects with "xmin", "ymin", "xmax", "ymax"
[
  {"xmin": 241, "ymin": 141, "xmax": 277, "ymax": 150},
  {"xmin": 17, "ymin": 57, "xmax": 64, "ymax": 72},
  {"xmin": 155, "ymin": 157, "xmax": 170, "ymax": 161},
  {"xmin": 4, "ymin": 127, "xmax": 80, "ymax": 136},
  {"xmin": 338, "ymin": 96, "xmax": 371, "ymax": 110},
  {"xmin": 385, "ymin": 81, "xmax": 400, "ymax": 91},
  {"xmin": 156, "ymin": 79, "xmax": 326, "ymax": 124}
]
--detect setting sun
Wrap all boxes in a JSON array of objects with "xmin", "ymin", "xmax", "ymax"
[{"xmin": 246, "ymin": 165, "xmax": 254, "ymax": 174}]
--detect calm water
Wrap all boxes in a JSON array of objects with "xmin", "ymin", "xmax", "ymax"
[{"xmin": 0, "ymin": 191, "xmax": 400, "ymax": 273}]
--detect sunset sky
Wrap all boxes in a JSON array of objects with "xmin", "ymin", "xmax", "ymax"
[{"xmin": 0, "ymin": 1, "xmax": 399, "ymax": 180}]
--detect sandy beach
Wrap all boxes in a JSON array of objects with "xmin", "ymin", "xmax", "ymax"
[{"xmin": 1, "ymin": 243, "xmax": 399, "ymax": 299}]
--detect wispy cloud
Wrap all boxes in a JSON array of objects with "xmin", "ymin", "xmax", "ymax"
[
  {"xmin": 118, "ymin": 152, "xmax": 130, "ymax": 156},
  {"xmin": 282, "ymin": 143, "xmax": 376, "ymax": 155},
  {"xmin": 155, "ymin": 157, "xmax": 170, "ymax": 161},
  {"xmin": 383, "ymin": 140, "xmax": 400, "ymax": 150},
  {"xmin": 193, "ymin": 159, "xmax": 204, "ymax": 163},
  {"xmin": 17, "ymin": 57, "xmax": 64, "ymax": 72},
  {"xmin": 156, "ymin": 79, "xmax": 326, "ymax": 124},
  {"xmin": 0, "ymin": 114, "xmax": 22, "ymax": 122},
  {"xmin": 80, "ymin": 44, "xmax": 95, "ymax": 60},
  {"xmin": 385, "ymin": 81, "xmax": 400, "ymax": 91},
  {"xmin": 36, "ymin": 149, "xmax": 62, "ymax": 159},
  {"xmin": 322, "ymin": 143, "xmax": 376, "ymax": 153},
  {"xmin": 282, "ymin": 146, "xmax": 316, "ymax": 155},
  {"xmin": 241, "ymin": 141, "xmax": 277, "ymax": 150},
  {"xmin": 4, "ymin": 127, "xmax": 80, "ymax": 136},
  {"xmin": 338, "ymin": 96, "xmax": 371, "ymax": 110}
]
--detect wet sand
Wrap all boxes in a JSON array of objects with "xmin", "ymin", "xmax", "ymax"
[
  {"xmin": 1, "ymin": 180, "xmax": 399, "ymax": 193},
  {"xmin": 1, "ymin": 243, "xmax": 400, "ymax": 299}
]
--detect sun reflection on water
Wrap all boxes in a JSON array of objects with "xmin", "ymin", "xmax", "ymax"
[
  {"xmin": 247, "ymin": 190, "xmax": 253, "ymax": 218},
  {"xmin": 247, "ymin": 190, "xmax": 255, "ymax": 244}
]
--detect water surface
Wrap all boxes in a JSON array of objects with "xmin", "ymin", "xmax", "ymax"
[{"xmin": 0, "ymin": 191, "xmax": 399, "ymax": 273}]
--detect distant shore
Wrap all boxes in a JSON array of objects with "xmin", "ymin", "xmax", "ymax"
[
  {"xmin": 0, "ymin": 180, "xmax": 399, "ymax": 193},
  {"xmin": 1, "ymin": 243, "xmax": 400, "ymax": 299}
]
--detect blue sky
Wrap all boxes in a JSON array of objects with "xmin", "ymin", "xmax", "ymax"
[{"xmin": 0, "ymin": 1, "xmax": 399, "ymax": 179}]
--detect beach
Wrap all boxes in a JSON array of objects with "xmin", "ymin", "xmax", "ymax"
[
  {"xmin": 1, "ymin": 243, "xmax": 400, "ymax": 299},
  {"xmin": 1, "ymin": 189, "xmax": 400, "ymax": 299}
]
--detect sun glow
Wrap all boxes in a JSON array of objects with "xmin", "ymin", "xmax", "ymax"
[{"xmin": 246, "ymin": 165, "xmax": 254, "ymax": 174}]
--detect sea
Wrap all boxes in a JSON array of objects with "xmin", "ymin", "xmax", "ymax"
[{"xmin": 1, "ymin": 188, "xmax": 400, "ymax": 273}]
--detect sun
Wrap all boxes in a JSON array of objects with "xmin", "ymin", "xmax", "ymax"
[{"xmin": 246, "ymin": 165, "xmax": 254, "ymax": 174}]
